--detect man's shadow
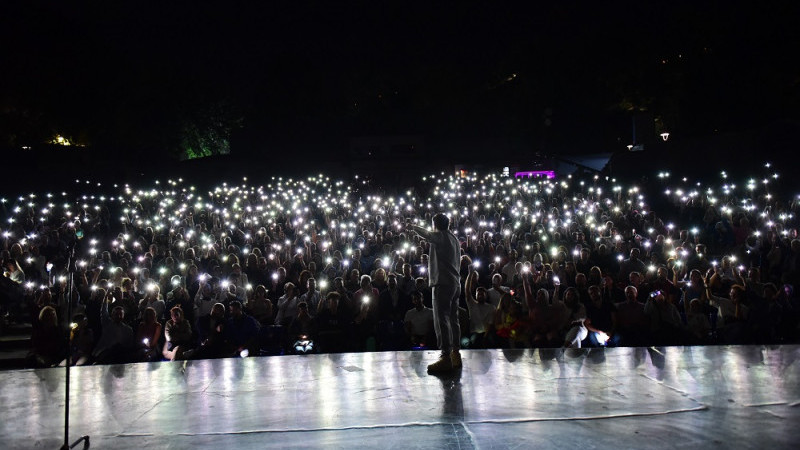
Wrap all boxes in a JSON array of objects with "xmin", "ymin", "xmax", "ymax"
[{"xmin": 430, "ymin": 368, "xmax": 464, "ymax": 421}]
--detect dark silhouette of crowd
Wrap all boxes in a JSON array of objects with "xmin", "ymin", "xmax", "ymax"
[{"xmin": 2, "ymin": 168, "xmax": 799, "ymax": 368}]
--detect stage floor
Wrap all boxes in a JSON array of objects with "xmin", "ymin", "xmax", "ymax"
[{"xmin": 1, "ymin": 346, "xmax": 799, "ymax": 449}]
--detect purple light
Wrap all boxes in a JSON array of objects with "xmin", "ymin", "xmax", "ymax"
[{"xmin": 515, "ymin": 170, "xmax": 555, "ymax": 179}]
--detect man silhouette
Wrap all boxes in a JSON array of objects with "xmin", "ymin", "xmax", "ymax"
[{"xmin": 408, "ymin": 213, "xmax": 462, "ymax": 373}]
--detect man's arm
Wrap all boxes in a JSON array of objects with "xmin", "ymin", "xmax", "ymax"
[
  {"xmin": 274, "ymin": 302, "xmax": 284, "ymax": 325},
  {"xmin": 408, "ymin": 224, "xmax": 444, "ymax": 245},
  {"xmin": 522, "ymin": 269, "xmax": 534, "ymax": 310},
  {"xmin": 465, "ymin": 271, "xmax": 478, "ymax": 304},
  {"xmin": 101, "ymin": 295, "xmax": 110, "ymax": 322}
]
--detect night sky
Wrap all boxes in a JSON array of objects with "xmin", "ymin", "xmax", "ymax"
[{"xmin": 2, "ymin": 2, "xmax": 799, "ymax": 164}]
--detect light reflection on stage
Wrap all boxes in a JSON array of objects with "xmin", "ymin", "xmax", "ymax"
[{"xmin": 1, "ymin": 346, "xmax": 798, "ymax": 449}]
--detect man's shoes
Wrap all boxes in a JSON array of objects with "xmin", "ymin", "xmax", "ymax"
[
  {"xmin": 427, "ymin": 354, "xmax": 453, "ymax": 373},
  {"xmin": 451, "ymin": 350, "xmax": 462, "ymax": 369}
]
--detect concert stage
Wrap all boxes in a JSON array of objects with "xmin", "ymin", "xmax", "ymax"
[{"xmin": 1, "ymin": 346, "xmax": 798, "ymax": 449}]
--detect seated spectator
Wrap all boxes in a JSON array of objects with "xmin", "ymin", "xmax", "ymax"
[
  {"xmin": 652, "ymin": 266, "xmax": 680, "ymax": 305},
  {"xmin": 246, "ymin": 284, "xmax": 273, "ymax": 325},
  {"xmin": 354, "ymin": 275, "xmax": 380, "ymax": 350},
  {"xmin": 404, "ymin": 291, "xmax": 434, "ymax": 348},
  {"xmin": 560, "ymin": 287, "xmax": 588, "ymax": 348},
  {"xmin": 316, "ymin": 292, "xmax": 350, "ymax": 353},
  {"xmin": 287, "ymin": 301, "xmax": 318, "ymax": 351},
  {"xmin": 525, "ymin": 277, "xmax": 556, "ymax": 347},
  {"xmin": 194, "ymin": 279, "xmax": 217, "ymax": 341},
  {"xmin": 274, "ymin": 282, "xmax": 300, "ymax": 326},
  {"xmin": 686, "ymin": 299, "xmax": 712, "ymax": 343},
  {"xmin": 377, "ymin": 273, "xmax": 410, "ymax": 350},
  {"xmin": 619, "ymin": 249, "xmax": 646, "ymax": 283},
  {"xmin": 299, "ymin": 278, "xmax": 321, "ymax": 317},
  {"xmin": 464, "ymin": 271, "xmax": 495, "ymax": 348},
  {"xmin": 138, "ymin": 284, "xmax": 165, "ymax": 321},
  {"xmin": 185, "ymin": 303, "xmax": 230, "ymax": 360},
  {"xmin": 92, "ymin": 297, "xmax": 135, "ymax": 364},
  {"xmin": 491, "ymin": 292, "xmax": 516, "ymax": 348},
  {"xmin": 414, "ymin": 277, "xmax": 432, "ymax": 308},
  {"xmin": 135, "ymin": 307, "xmax": 162, "ymax": 362},
  {"xmin": 163, "ymin": 306, "xmax": 194, "ymax": 361},
  {"xmin": 27, "ymin": 305, "xmax": 66, "ymax": 367},
  {"xmin": 116, "ymin": 281, "xmax": 140, "ymax": 327},
  {"xmin": 397, "ymin": 264, "xmax": 416, "ymax": 297},
  {"xmin": 583, "ymin": 285, "xmax": 616, "ymax": 347},
  {"xmin": 644, "ymin": 290, "xmax": 685, "ymax": 345},
  {"xmin": 64, "ymin": 313, "xmax": 94, "ymax": 366},
  {"xmin": 613, "ymin": 286, "xmax": 648, "ymax": 346},
  {"xmin": 330, "ymin": 277, "xmax": 355, "ymax": 315},
  {"xmin": 378, "ymin": 274, "xmax": 411, "ymax": 323},
  {"xmin": 166, "ymin": 283, "xmax": 195, "ymax": 327},
  {"xmin": 4, "ymin": 258, "xmax": 26, "ymax": 284},
  {"xmin": 225, "ymin": 300, "xmax": 261, "ymax": 356},
  {"xmin": 0, "ymin": 258, "xmax": 26, "ymax": 316},
  {"xmin": 486, "ymin": 273, "xmax": 509, "ymax": 307}
]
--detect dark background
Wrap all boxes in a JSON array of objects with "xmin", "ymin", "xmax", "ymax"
[{"xmin": 1, "ymin": 1, "xmax": 799, "ymax": 185}]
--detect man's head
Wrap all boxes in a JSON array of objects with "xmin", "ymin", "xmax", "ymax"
[
  {"xmin": 575, "ymin": 273, "xmax": 587, "ymax": 288},
  {"xmin": 476, "ymin": 287, "xmax": 487, "ymax": 304},
  {"xmin": 432, "ymin": 213, "xmax": 450, "ymax": 231},
  {"xmin": 695, "ymin": 244, "xmax": 707, "ymax": 256},
  {"xmin": 326, "ymin": 292, "xmax": 340, "ymax": 310},
  {"xmin": 588, "ymin": 285, "xmax": 602, "ymax": 305},
  {"xmin": 211, "ymin": 302, "xmax": 225, "ymax": 319},
  {"xmin": 111, "ymin": 306, "xmax": 125, "ymax": 323},
  {"xmin": 229, "ymin": 300, "xmax": 243, "ymax": 318},
  {"xmin": 170, "ymin": 306, "xmax": 184, "ymax": 323},
  {"xmin": 297, "ymin": 301, "xmax": 309, "ymax": 317},
  {"xmin": 492, "ymin": 273, "xmax": 503, "ymax": 288},
  {"xmin": 360, "ymin": 274, "xmax": 372, "ymax": 290},
  {"xmin": 729, "ymin": 285, "xmax": 745, "ymax": 303},
  {"xmin": 333, "ymin": 277, "xmax": 344, "ymax": 290},
  {"xmin": 624, "ymin": 285, "xmax": 638, "ymax": 302},
  {"xmin": 411, "ymin": 291, "xmax": 424, "ymax": 309}
]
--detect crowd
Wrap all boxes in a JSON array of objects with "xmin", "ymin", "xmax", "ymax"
[{"xmin": 2, "ymin": 165, "xmax": 799, "ymax": 368}]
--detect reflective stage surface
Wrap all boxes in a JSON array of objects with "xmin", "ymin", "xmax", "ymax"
[{"xmin": 1, "ymin": 346, "xmax": 799, "ymax": 449}]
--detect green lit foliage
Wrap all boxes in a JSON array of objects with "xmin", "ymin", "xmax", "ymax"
[{"xmin": 177, "ymin": 100, "xmax": 242, "ymax": 160}]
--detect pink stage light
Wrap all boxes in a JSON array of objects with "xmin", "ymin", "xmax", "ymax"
[{"xmin": 514, "ymin": 170, "xmax": 555, "ymax": 179}]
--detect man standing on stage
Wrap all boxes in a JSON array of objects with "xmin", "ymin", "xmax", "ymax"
[{"xmin": 408, "ymin": 213, "xmax": 462, "ymax": 372}]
